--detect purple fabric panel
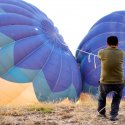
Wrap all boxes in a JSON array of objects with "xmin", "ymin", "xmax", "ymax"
[
  {"xmin": 44, "ymin": 49, "xmax": 72, "ymax": 92},
  {"xmin": 43, "ymin": 47, "xmax": 62, "ymax": 91},
  {"xmin": 0, "ymin": 13, "xmax": 39, "ymax": 26},
  {"xmin": 0, "ymin": 4, "xmax": 35, "ymax": 18},
  {"xmin": 16, "ymin": 43, "xmax": 53, "ymax": 69},
  {"xmin": 0, "ymin": 25, "xmax": 41, "ymax": 40},
  {"xmin": 52, "ymin": 52, "xmax": 72, "ymax": 92},
  {"xmin": 14, "ymin": 35, "xmax": 45, "ymax": 65},
  {"xmin": 72, "ymin": 61, "xmax": 82, "ymax": 96},
  {"xmin": 0, "ymin": 0, "xmax": 37, "ymax": 14}
]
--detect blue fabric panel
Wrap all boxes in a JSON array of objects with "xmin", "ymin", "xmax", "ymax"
[
  {"xmin": 2, "ymin": 67, "xmax": 39, "ymax": 83},
  {"xmin": 48, "ymin": 84, "xmax": 77, "ymax": 102},
  {"xmin": 67, "ymin": 84, "xmax": 78, "ymax": 101},
  {"xmin": 0, "ymin": 32, "xmax": 14, "ymax": 47},
  {"xmin": 0, "ymin": 43, "xmax": 14, "ymax": 76},
  {"xmin": 0, "ymin": 7, "xmax": 5, "ymax": 13},
  {"xmin": 83, "ymin": 82, "xmax": 98, "ymax": 96},
  {"xmin": 33, "ymin": 71, "xmax": 52, "ymax": 101}
]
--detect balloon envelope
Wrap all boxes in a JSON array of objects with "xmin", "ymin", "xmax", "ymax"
[
  {"xmin": 0, "ymin": 0, "xmax": 82, "ymax": 103},
  {"xmin": 76, "ymin": 11, "xmax": 125, "ymax": 97}
]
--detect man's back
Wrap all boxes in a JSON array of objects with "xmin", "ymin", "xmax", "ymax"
[{"xmin": 98, "ymin": 47, "xmax": 124, "ymax": 84}]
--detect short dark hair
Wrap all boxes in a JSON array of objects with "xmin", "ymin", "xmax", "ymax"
[{"xmin": 107, "ymin": 36, "xmax": 118, "ymax": 46}]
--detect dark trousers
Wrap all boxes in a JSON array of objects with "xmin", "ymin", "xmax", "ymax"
[{"xmin": 98, "ymin": 84, "xmax": 124, "ymax": 117}]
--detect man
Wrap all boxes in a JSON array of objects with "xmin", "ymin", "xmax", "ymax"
[{"xmin": 97, "ymin": 36, "xmax": 125, "ymax": 121}]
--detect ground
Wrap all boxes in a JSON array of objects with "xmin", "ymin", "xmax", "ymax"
[{"xmin": 0, "ymin": 94, "xmax": 125, "ymax": 125}]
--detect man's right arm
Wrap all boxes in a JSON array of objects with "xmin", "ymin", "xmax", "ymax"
[{"xmin": 98, "ymin": 49, "xmax": 103, "ymax": 60}]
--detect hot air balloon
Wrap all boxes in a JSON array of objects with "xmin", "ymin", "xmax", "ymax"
[
  {"xmin": 0, "ymin": 0, "xmax": 82, "ymax": 104},
  {"xmin": 76, "ymin": 11, "xmax": 125, "ymax": 97}
]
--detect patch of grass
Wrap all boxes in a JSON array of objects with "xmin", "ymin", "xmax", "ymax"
[{"xmin": 27, "ymin": 104, "xmax": 53, "ymax": 113}]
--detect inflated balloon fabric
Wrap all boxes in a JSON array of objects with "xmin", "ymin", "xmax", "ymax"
[
  {"xmin": 0, "ymin": 0, "xmax": 82, "ymax": 102},
  {"xmin": 76, "ymin": 11, "xmax": 125, "ymax": 97}
]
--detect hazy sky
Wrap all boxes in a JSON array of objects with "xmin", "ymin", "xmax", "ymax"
[{"xmin": 24, "ymin": 0, "xmax": 125, "ymax": 55}]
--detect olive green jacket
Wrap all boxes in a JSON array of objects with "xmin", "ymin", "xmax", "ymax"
[{"xmin": 98, "ymin": 47, "xmax": 125, "ymax": 84}]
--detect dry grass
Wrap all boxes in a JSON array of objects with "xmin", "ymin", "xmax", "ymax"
[
  {"xmin": 0, "ymin": 104, "xmax": 53, "ymax": 116},
  {"xmin": 0, "ymin": 93, "xmax": 125, "ymax": 125}
]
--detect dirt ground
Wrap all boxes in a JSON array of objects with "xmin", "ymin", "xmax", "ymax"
[{"xmin": 0, "ymin": 94, "xmax": 125, "ymax": 125}]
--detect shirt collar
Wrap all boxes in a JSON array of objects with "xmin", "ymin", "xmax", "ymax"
[{"xmin": 107, "ymin": 46, "xmax": 118, "ymax": 50}]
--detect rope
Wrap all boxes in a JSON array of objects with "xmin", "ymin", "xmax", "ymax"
[{"xmin": 77, "ymin": 49, "xmax": 98, "ymax": 69}]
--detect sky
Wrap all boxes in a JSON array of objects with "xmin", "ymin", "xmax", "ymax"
[{"xmin": 24, "ymin": 0, "xmax": 125, "ymax": 55}]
